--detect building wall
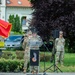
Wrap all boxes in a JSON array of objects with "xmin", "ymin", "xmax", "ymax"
[
  {"xmin": 6, "ymin": 7, "xmax": 33, "ymax": 21},
  {"xmin": 0, "ymin": 0, "xmax": 33, "ymax": 31},
  {"xmin": 0, "ymin": 0, "xmax": 6, "ymax": 20},
  {"xmin": 0, "ymin": 0, "xmax": 6, "ymax": 6},
  {"xmin": 0, "ymin": 7, "xmax": 6, "ymax": 20},
  {"xmin": 6, "ymin": 7, "xmax": 33, "ymax": 31}
]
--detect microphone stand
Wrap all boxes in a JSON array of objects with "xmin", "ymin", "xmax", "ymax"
[
  {"xmin": 43, "ymin": 39, "xmax": 62, "ymax": 75},
  {"xmin": 42, "ymin": 41, "xmax": 51, "ymax": 75}
]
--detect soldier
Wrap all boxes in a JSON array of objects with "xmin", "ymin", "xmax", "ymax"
[
  {"xmin": 55, "ymin": 31, "xmax": 65, "ymax": 66},
  {"xmin": 22, "ymin": 30, "xmax": 32, "ymax": 73},
  {"xmin": 29, "ymin": 30, "xmax": 43, "ymax": 74}
]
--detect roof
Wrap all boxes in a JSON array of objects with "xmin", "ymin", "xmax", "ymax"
[{"xmin": 6, "ymin": 0, "xmax": 32, "ymax": 7}]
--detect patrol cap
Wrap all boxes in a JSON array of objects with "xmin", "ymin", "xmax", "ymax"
[
  {"xmin": 59, "ymin": 31, "xmax": 63, "ymax": 34},
  {"xmin": 27, "ymin": 30, "xmax": 32, "ymax": 35}
]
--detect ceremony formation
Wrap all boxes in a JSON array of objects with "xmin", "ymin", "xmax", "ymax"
[{"xmin": 0, "ymin": 0, "xmax": 75, "ymax": 75}]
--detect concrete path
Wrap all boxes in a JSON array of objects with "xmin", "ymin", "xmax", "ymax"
[{"xmin": 0, "ymin": 73, "xmax": 75, "ymax": 75}]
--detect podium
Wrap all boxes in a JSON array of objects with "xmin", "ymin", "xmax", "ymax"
[{"xmin": 30, "ymin": 49, "xmax": 40, "ymax": 73}]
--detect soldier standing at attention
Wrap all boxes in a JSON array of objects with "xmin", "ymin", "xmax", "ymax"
[
  {"xmin": 22, "ymin": 30, "xmax": 32, "ymax": 73},
  {"xmin": 55, "ymin": 31, "xmax": 65, "ymax": 66}
]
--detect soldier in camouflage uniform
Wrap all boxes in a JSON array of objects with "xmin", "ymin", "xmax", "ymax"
[
  {"xmin": 22, "ymin": 30, "xmax": 32, "ymax": 73},
  {"xmin": 55, "ymin": 31, "xmax": 65, "ymax": 66},
  {"xmin": 29, "ymin": 31, "xmax": 43, "ymax": 74}
]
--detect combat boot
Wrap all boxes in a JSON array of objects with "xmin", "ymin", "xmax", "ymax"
[{"xmin": 23, "ymin": 68, "xmax": 26, "ymax": 73}]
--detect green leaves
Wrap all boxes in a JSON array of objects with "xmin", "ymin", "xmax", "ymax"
[
  {"xmin": 0, "ymin": 59, "xmax": 24, "ymax": 72},
  {"xmin": 30, "ymin": 0, "xmax": 75, "ymax": 52},
  {"xmin": 8, "ymin": 14, "xmax": 22, "ymax": 33}
]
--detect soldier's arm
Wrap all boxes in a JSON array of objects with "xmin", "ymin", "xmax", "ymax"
[
  {"xmin": 22, "ymin": 37, "xmax": 27, "ymax": 49},
  {"xmin": 63, "ymin": 38, "xmax": 65, "ymax": 46}
]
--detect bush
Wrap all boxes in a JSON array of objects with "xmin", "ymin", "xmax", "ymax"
[
  {"xmin": 1, "ymin": 51, "xmax": 51, "ymax": 61},
  {"xmin": 1, "ymin": 51, "xmax": 12, "ymax": 59},
  {"xmin": 40, "ymin": 52, "xmax": 51, "ymax": 62},
  {"xmin": 16, "ymin": 51, "xmax": 24, "ymax": 59},
  {"xmin": 1, "ymin": 51, "xmax": 25, "ymax": 60},
  {"xmin": 0, "ymin": 52, "xmax": 51, "ymax": 72},
  {"xmin": 0, "ymin": 59, "xmax": 24, "ymax": 72}
]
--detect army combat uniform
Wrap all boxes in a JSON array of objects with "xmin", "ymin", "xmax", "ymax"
[
  {"xmin": 28, "ymin": 34, "xmax": 43, "ymax": 73},
  {"xmin": 55, "ymin": 37, "xmax": 65, "ymax": 65},
  {"xmin": 22, "ymin": 31, "xmax": 32, "ymax": 73}
]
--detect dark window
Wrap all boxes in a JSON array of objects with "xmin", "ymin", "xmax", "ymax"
[
  {"xmin": 0, "ymin": 0, "xmax": 1, "ymax": 4},
  {"xmin": 6, "ymin": 0, "xmax": 10, "ymax": 4},
  {"xmin": 22, "ymin": 16, "xmax": 27, "ymax": 25}
]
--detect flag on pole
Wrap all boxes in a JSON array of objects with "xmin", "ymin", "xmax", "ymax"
[{"xmin": 0, "ymin": 19, "xmax": 12, "ymax": 38}]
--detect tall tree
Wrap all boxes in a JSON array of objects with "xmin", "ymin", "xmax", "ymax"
[
  {"xmin": 29, "ymin": 0, "xmax": 75, "ymax": 52},
  {"xmin": 8, "ymin": 15, "xmax": 15, "ymax": 31},
  {"xmin": 8, "ymin": 14, "xmax": 22, "ymax": 33},
  {"xmin": 14, "ymin": 15, "xmax": 22, "ymax": 32}
]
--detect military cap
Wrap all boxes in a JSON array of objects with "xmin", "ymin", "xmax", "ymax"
[
  {"xmin": 59, "ymin": 31, "xmax": 63, "ymax": 34},
  {"xmin": 27, "ymin": 30, "xmax": 32, "ymax": 35}
]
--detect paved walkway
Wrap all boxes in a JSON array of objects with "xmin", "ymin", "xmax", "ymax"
[{"xmin": 0, "ymin": 73, "xmax": 75, "ymax": 75}]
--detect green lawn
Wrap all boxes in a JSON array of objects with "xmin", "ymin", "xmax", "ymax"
[{"xmin": 39, "ymin": 53, "xmax": 75, "ymax": 72}]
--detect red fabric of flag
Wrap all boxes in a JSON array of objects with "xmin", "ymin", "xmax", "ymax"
[{"xmin": 0, "ymin": 19, "xmax": 12, "ymax": 38}]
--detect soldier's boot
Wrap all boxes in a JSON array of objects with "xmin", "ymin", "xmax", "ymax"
[
  {"xmin": 35, "ymin": 70, "xmax": 38, "ymax": 74},
  {"xmin": 23, "ymin": 68, "xmax": 26, "ymax": 73},
  {"xmin": 31, "ymin": 70, "xmax": 34, "ymax": 74},
  {"xmin": 32, "ymin": 70, "xmax": 38, "ymax": 74}
]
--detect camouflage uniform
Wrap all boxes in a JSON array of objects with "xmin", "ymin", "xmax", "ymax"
[
  {"xmin": 22, "ymin": 31, "xmax": 32, "ymax": 73},
  {"xmin": 55, "ymin": 37, "xmax": 65, "ymax": 65},
  {"xmin": 28, "ymin": 33, "xmax": 43, "ymax": 73}
]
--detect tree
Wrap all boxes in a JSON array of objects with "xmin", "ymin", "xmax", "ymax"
[
  {"xmin": 8, "ymin": 15, "xmax": 15, "ymax": 31},
  {"xmin": 8, "ymin": 14, "xmax": 22, "ymax": 33},
  {"xmin": 14, "ymin": 15, "xmax": 22, "ymax": 32},
  {"xmin": 29, "ymin": 0, "xmax": 75, "ymax": 52}
]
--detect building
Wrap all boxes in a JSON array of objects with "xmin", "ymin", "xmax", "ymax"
[
  {"xmin": 0, "ymin": 0, "xmax": 33, "ymax": 31},
  {"xmin": 0, "ymin": 0, "xmax": 6, "ymax": 20}
]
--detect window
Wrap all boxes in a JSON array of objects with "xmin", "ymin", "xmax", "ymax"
[
  {"xmin": 22, "ymin": 16, "xmax": 27, "ymax": 25},
  {"xmin": 6, "ymin": 0, "xmax": 10, "ymax": 4},
  {"xmin": 18, "ymin": 0, "xmax": 22, "ymax": 5},
  {"xmin": 0, "ymin": 0, "xmax": 1, "ymax": 4}
]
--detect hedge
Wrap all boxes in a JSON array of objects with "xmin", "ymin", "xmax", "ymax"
[
  {"xmin": 1, "ymin": 51, "xmax": 24, "ymax": 60},
  {"xmin": 0, "ymin": 59, "xmax": 24, "ymax": 72},
  {"xmin": 1, "ymin": 51, "xmax": 51, "ymax": 61}
]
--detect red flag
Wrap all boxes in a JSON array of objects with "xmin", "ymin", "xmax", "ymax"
[{"xmin": 0, "ymin": 19, "xmax": 12, "ymax": 38}]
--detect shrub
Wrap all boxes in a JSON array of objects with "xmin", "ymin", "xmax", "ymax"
[
  {"xmin": 1, "ymin": 51, "xmax": 12, "ymax": 59},
  {"xmin": 40, "ymin": 53, "xmax": 51, "ymax": 62},
  {"xmin": 16, "ymin": 51, "xmax": 24, "ymax": 59},
  {"xmin": 1, "ymin": 51, "xmax": 16, "ymax": 59},
  {"xmin": 0, "ymin": 59, "xmax": 24, "ymax": 72}
]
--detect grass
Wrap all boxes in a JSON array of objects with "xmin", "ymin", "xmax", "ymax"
[
  {"xmin": 39, "ymin": 53, "xmax": 75, "ymax": 72},
  {"xmin": 64, "ymin": 53, "xmax": 75, "ymax": 66},
  {"xmin": 40, "ymin": 62, "xmax": 75, "ymax": 72}
]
